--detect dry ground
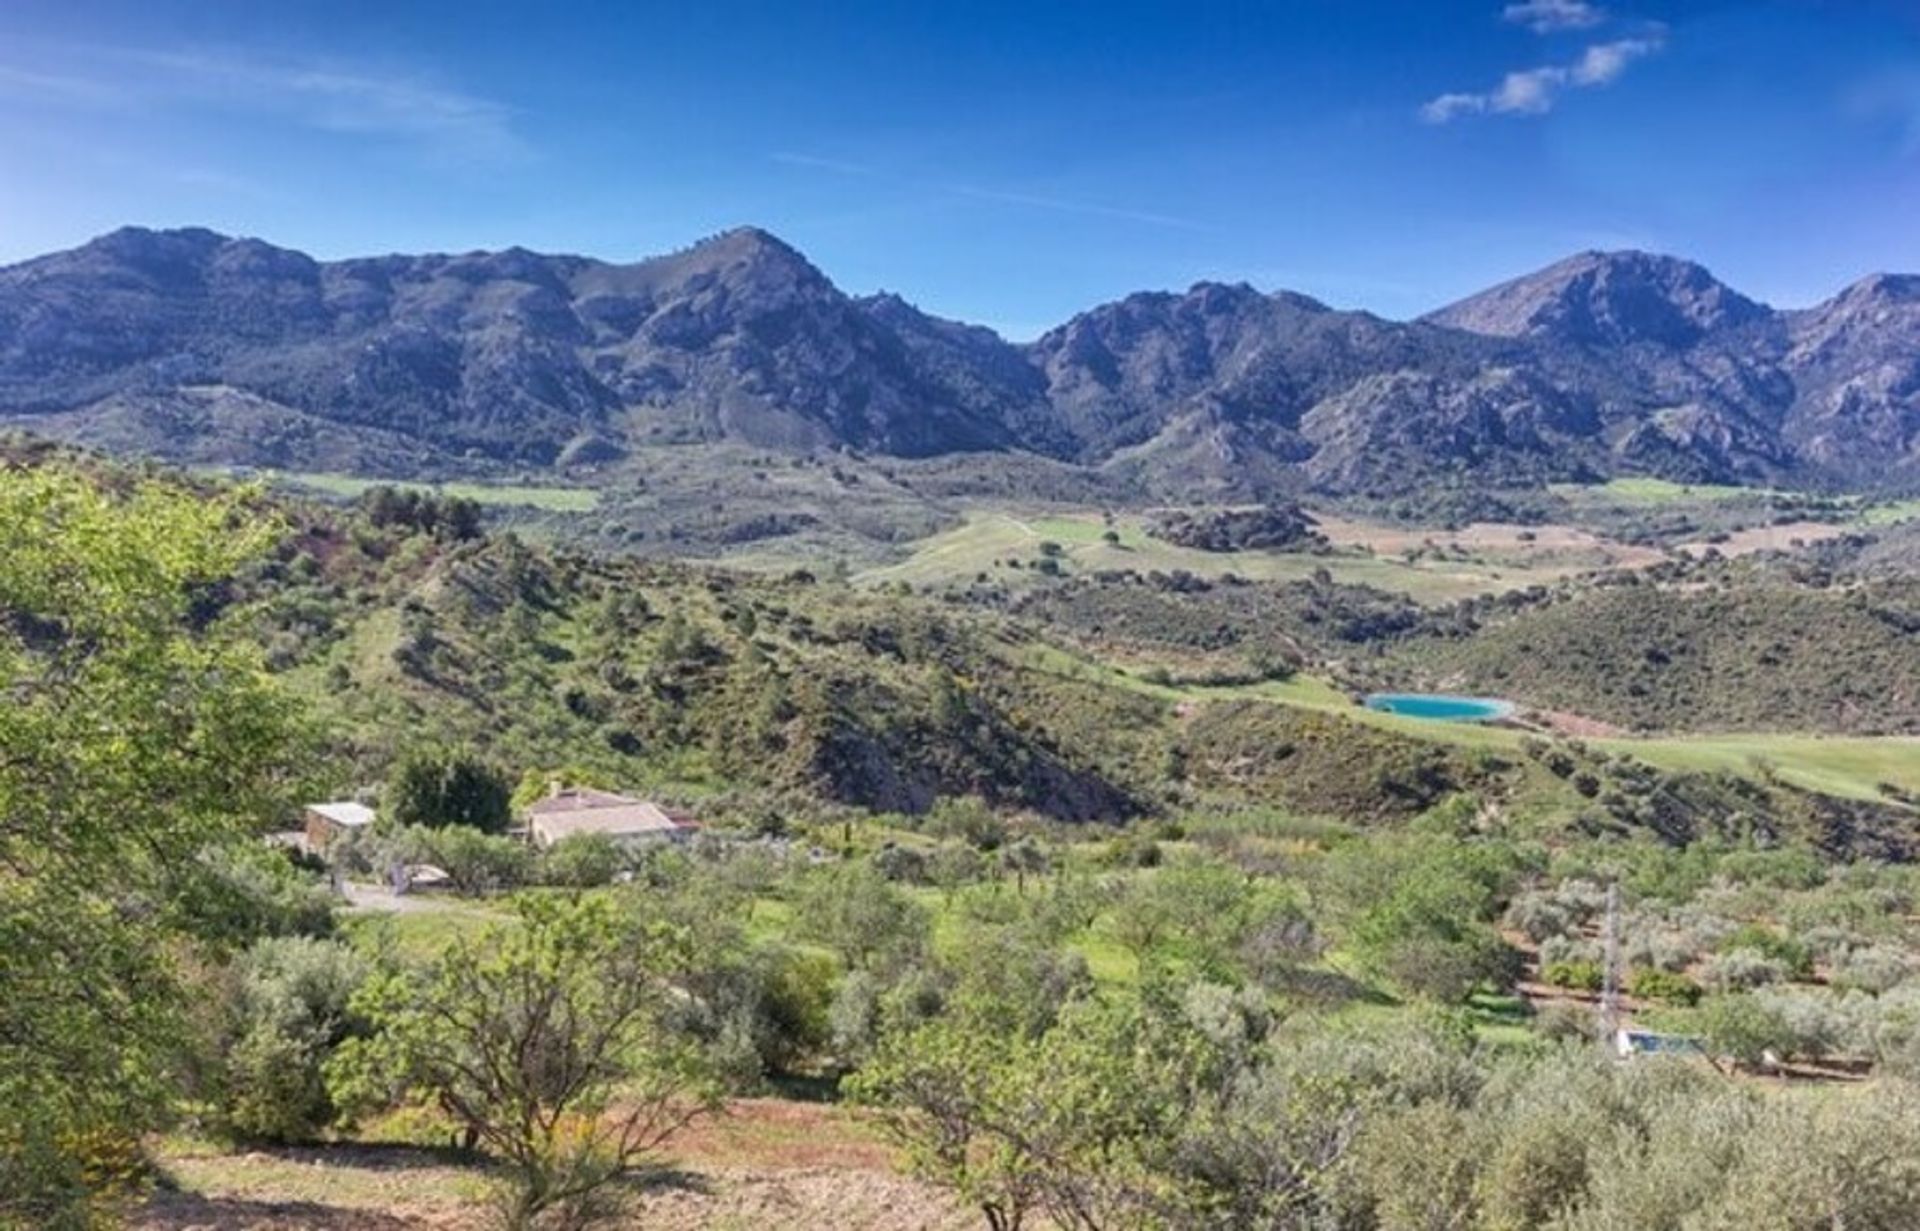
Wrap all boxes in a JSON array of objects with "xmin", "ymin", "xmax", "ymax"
[{"xmin": 135, "ymin": 1100, "xmax": 970, "ymax": 1231}]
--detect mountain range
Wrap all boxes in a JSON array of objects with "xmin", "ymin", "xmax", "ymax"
[{"xmin": 1, "ymin": 226, "xmax": 1916, "ymax": 496}]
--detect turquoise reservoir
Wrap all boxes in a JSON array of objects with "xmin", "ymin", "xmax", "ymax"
[{"xmin": 1364, "ymin": 693, "xmax": 1514, "ymax": 723}]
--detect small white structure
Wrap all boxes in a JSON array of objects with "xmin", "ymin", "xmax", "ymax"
[
  {"xmin": 303, "ymin": 800, "xmax": 377, "ymax": 850},
  {"xmin": 525, "ymin": 786, "xmax": 694, "ymax": 850}
]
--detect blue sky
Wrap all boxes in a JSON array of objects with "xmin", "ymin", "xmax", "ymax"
[{"xmin": 2, "ymin": 0, "xmax": 1917, "ymax": 337}]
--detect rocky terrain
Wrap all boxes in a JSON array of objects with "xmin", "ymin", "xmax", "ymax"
[{"xmin": 1, "ymin": 227, "xmax": 1916, "ymax": 495}]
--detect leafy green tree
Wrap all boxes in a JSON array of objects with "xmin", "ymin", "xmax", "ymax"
[
  {"xmin": 0, "ymin": 469, "xmax": 306, "ymax": 1225},
  {"xmin": 1320, "ymin": 837, "xmax": 1521, "ymax": 1002},
  {"xmin": 542, "ymin": 832, "xmax": 625, "ymax": 888},
  {"xmin": 416, "ymin": 825, "xmax": 534, "ymax": 895},
  {"xmin": 794, "ymin": 862, "xmax": 930, "ymax": 972},
  {"xmin": 1689, "ymin": 994, "xmax": 1789, "ymax": 1069},
  {"xmin": 385, "ymin": 749, "xmax": 513, "ymax": 832},
  {"xmin": 328, "ymin": 895, "xmax": 718, "ymax": 1230}
]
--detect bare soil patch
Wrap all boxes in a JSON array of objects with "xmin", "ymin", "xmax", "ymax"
[{"xmin": 135, "ymin": 1099, "xmax": 960, "ymax": 1230}]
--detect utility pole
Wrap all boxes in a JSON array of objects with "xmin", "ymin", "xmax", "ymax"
[{"xmin": 1599, "ymin": 879, "xmax": 1622, "ymax": 1052}]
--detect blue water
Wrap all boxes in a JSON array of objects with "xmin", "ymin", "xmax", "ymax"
[{"xmin": 1364, "ymin": 693, "xmax": 1514, "ymax": 723}]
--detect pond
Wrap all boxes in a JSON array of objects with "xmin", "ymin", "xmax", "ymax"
[{"xmin": 1363, "ymin": 692, "xmax": 1515, "ymax": 723}]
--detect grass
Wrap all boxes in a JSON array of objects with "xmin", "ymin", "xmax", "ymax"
[
  {"xmin": 1549, "ymin": 477, "xmax": 1771, "ymax": 507},
  {"xmin": 1606, "ymin": 732, "xmax": 1920, "ymax": 804},
  {"xmin": 861, "ymin": 509, "xmax": 1534, "ymax": 604},
  {"xmin": 252, "ymin": 469, "xmax": 601, "ymax": 511},
  {"xmin": 1552, "ymin": 478, "xmax": 1920, "ymax": 530},
  {"xmin": 1859, "ymin": 497, "xmax": 1920, "ymax": 527},
  {"xmin": 1019, "ymin": 638, "xmax": 1920, "ymax": 805},
  {"xmin": 338, "ymin": 899, "xmax": 509, "ymax": 962}
]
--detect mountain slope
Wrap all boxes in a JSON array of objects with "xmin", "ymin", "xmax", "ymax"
[
  {"xmin": 0, "ymin": 228, "xmax": 1915, "ymax": 495},
  {"xmin": 1423, "ymin": 250, "xmax": 1772, "ymax": 348}
]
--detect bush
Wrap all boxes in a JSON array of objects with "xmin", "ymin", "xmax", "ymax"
[
  {"xmin": 1717, "ymin": 924, "xmax": 1813, "ymax": 978},
  {"xmin": 1542, "ymin": 960, "xmax": 1605, "ymax": 992},
  {"xmin": 1831, "ymin": 945, "xmax": 1914, "ymax": 995},
  {"xmin": 1538, "ymin": 934, "xmax": 1601, "ymax": 966},
  {"xmin": 1628, "ymin": 967, "xmax": 1702, "ymax": 1006},
  {"xmin": 872, "ymin": 843, "xmax": 931, "ymax": 884},
  {"xmin": 1531, "ymin": 999, "xmax": 1595, "ymax": 1041},
  {"xmin": 1699, "ymin": 949, "xmax": 1787, "ymax": 992},
  {"xmin": 212, "ymin": 937, "xmax": 369, "ymax": 1143},
  {"xmin": 1690, "ymin": 994, "xmax": 1789, "ymax": 1067},
  {"xmin": 541, "ymin": 832, "xmax": 624, "ymax": 888},
  {"xmin": 415, "ymin": 825, "xmax": 533, "ymax": 895}
]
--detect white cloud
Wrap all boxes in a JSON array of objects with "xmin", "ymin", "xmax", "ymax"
[
  {"xmin": 1845, "ymin": 68, "xmax": 1920, "ymax": 156},
  {"xmin": 0, "ymin": 43, "xmax": 526, "ymax": 163},
  {"xmin": 1421, "ymin": 35, "xmax": 1663, "ymax": 122},
  {"xmin": 773, "ymin": 151, "xmax": 1209, "ymax": 231},
  {"xmin": 1502, "ymin": 1, "xmax": 1606, "ymax": 34}
]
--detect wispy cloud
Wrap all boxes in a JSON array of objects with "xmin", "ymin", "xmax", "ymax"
[
  {"xmin": 0, "ymin": 42, "xmax": 526, "ymax": 163},
  {"xmin": 1422, "ymin": 33, "xmax": 1664, "ymax": 122},
  {"xmin": 772, "ymin": 150, "xmax": 1208, "ymax": 231},
  {"xmin": 1847, "ymin": 68, "xmax": 1920, "ymax": 157},
  {"xmin": 770, "ymin": 151, "xmax": 883, "ymax": 177},
  {"xmin": 1502, "ymin": 1, "xmax": 1605, "ymax": 34},
  {"xmin": 0, "ymin": 63, "xmax": 127, "ymax": 105}
]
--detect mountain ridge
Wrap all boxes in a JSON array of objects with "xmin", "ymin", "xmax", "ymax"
[{"xmin": 1, "ymin": 225, "xmax": 1916, "ymax": 495}]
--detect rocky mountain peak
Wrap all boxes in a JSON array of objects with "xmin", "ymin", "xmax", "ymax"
[{"xmin": 1425, "ymin": 249, "xmax": 1770, "ymax": 349}]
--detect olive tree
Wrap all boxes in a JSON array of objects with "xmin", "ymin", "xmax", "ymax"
[{"xmin": 329, "ymin": 895, "xmax": 719, "ymax": 1229}]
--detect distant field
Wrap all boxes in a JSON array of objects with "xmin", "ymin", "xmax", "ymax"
[
  {"xmin": 1553, "ymin": 477, "xmax": 1920, "ymax": 530},
  {"xmin": 1860, "ymin": 498, "xmax": 1920, "ymax": 527},
  {"xmin": 1611, "ymin": 732, "xmax": 1920, "ymax": 803},
  {"xmin": 1549, "ymin": 477, "xmax": 1780, "ymax": 506},
  {"xmin": 253, "ymin": 469, "xmax": 601, "ymax": 511},
  {"xmin": 860, "ymin": 510, "xmax": 1551, "ymax": 604},
  {"xmin": 1017, "ymin": 641, "xmax": 1920, "ymax": 805}
]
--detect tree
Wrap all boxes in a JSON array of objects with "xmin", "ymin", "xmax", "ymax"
[
  {"xmin": 1690, "ymin": 993, "xmax": 1789, "ymax": 1070},
  {"xmin": 794, "ymin": 862, "xmax": 930, "ymax": 972},
  {"xmin": 0, "ymin": 468, "xmax": 307, "ymax": 1224},
  {"xmin": 542, "ymin": 832, "xmax": 625, "ymax": 888},
  {"xmin": 999, "ymin": 838, "xmax": 1050, "ymax": 894},
  {"xmin": 329, "ymin": 895, "xmax": 718, "ymax": 1230},
  {"xmin": 208, "ymin": 937, "xmax": 370, "ymax": 1144},
  {"xmin": 417, "ymin": 825, "xmax": 534, "ymax": 895},
  {"xmin": 385, "ymin": 749, "xmax": 512, "ymax": 832}
]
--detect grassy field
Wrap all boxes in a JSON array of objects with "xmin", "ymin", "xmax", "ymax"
[
  {"xmin": 254, "ymin": 469, "xmax": 601, "ymax": 511},
  {"xmin": 1612, "ymin": 732, "xmax": 1920, "ymax": 803},
  {"xmin": 1553, "ymin": 477, "xmax": 1920, "ymax": 529},
  {"xmin": 1017, "ymin": 639, "xmax": 1920, "ymax": 805},
  {"xmin": 1549, "ymin": 477, "xmax": 1773, "ymax": 507},
  {"xmin": 859, "ymin": 509, "xmax": 1542, "ymax": 604}
]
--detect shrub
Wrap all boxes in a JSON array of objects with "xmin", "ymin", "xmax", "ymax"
[
  {"xmin": 1538, "ymin": 934, "xmax": 1601, "ymax": 967},
  {"xmin": 1628, "ymin": 967, "xmax": 1702, "ymax": 1006},
  {"xmin": 416, "ymin": 825, "xmax": 533, "ymax": 895},
  {"xmin": 1717, "ymin": 924, "xmax": 1813, "ymax": 978},
  {"xmin": 1690, "ymin": 994, "xmax": 1790, "ymax": 1066},
  {"xmin": 872, "ymin": 843, "xmax": 931, "ymax": 884},
  {"xmin": 1699, "ymin": 949, "xmax": 1787, "ymax": 992},
  {"xmin": 1531, "ymin": 999, "xmax": 1595, "ymax": 1042},
  {"xmin": 1542, "ymin": 960, "xmax": 1605, "ymax": 993},
  {"xmin": 541, "ymin": 832, "xmax": 625, "ymax": 888},
  {"xmin": 213, "ymin": 937, "xmax": 369, "ymax": 1144},
  {"xmin": 1830, "ymin": 945, "xmax": 1914, "ymax": 995}
]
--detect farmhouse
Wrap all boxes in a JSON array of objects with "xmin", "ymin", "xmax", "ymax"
[
  {"xmin": 525, "ymin": 786, "xmax": 694, "ymax": 849},
  {"xmin": 302, "ymin": 800, "xmax": 376, "ymax": 850}
]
